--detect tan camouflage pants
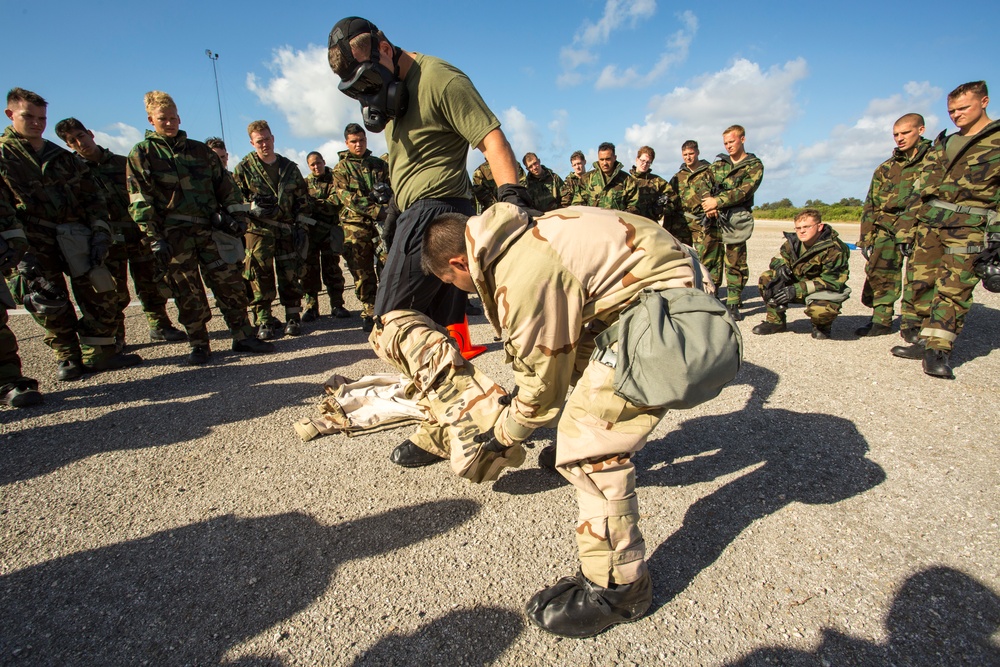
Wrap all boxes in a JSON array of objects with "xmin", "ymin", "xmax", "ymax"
[
  {"xmin": 369, "ymin": 310, "xmax": 523, "ymax": 482},
  {"xmin": 556, "ymin": 356, "xmax": 668, "ymax": 587}
]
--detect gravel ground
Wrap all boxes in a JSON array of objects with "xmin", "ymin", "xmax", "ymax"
[{"xmin": 1, "ymin": 220, "xmax": 998, "ymax": 667}]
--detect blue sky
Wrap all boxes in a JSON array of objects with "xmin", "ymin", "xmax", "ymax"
[{"xmin": 3, "ymin": 0, "xmax": 998, "ymax": 205}]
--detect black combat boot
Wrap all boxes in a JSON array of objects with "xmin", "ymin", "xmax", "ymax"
[
  {"xmin": 855, "ymin": 322, "xmax": 892, "ymax": 337},
  {"xmin": 899, "ymin": 327, "xmax": 920, "ymax": 344},
  {"xmin": 150, "ymin": 325, "xmax": 187, "ymax": 342},
  {"xmin": 390, "ymin": 440, "xmax": 445, "ymax": 467},
  {"xmin": 891, "ymin": 340, "xmax": 925, "ymax": 359},
  {"xmin": 1, "ymin": 381, "xmax": 43, "ymax": 408},
  {"xmin": 233, "ymin": 338, "xmax": 276, "ymax": 354},
  {"xmin": 85, "ymin": 352, "xmax": 143, "ymax": 373},
  {"xmin": 811, "ymin": 324, "xmax": 832, "ymax": 340},
  {"xmin": 751, "ymin": 321, "xmax": 786, "ymax": 335},
  {"xmin": 57, "ymin": 359, "xmax": 85, "ymax": 381},
  {"xmin": 525, "ymin": 570, "xmax": 652, "ymax": 638},
  {"xmin": 922, "ymin": 348, "xmax": 954, "ymax": 379},
  {"xmin": 537, "ymin": 444, "xmax": 556, "ymax": 471},
  {"xmin": 301, "ymin": 305, "xmax": 319, "ymax": 323},
  {"xmin": 727, "ymin": 304, "xmax": 742, "ymax": 321},
  {"xmin": 188, "ymin": 345, "xmax": 211, "ymax": 365},
  {"xmin": 284, "ymin": 318, "xmax": 302, "ymax": 336},
  {"xmin": 331, "ymin": 305, "xmax": 351, "ymax": 319}
]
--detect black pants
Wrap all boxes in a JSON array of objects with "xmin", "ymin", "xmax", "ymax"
[{"xmin": 374, "ymin": 197, "xmax": 472, "ymax": 327}]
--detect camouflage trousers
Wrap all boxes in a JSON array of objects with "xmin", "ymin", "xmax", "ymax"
[
  {"xmin": 244, "ymin": 228, "xmax": 305, "ymax": 325},
  {"xmin": 0, "ymin": 307, "xmax": 35, "ymax": 391},
  {"xmin": 724, "ymin": 242, "xmax": 749, "ymax": 306},
  {"xmin": 302, "ymin": 221, "xmax": 346, "ymax": 311},
  {"xmin": 342, "ymin": 221, "xmax": 378, "ymax": 317},
  {"xmin": 106, "ymin": 222, "xmax": 173, "ymax": 340},
  {"xmin": 689, "ymin": 215, "xmax": 725, "ymax": 287},
  {"xmin": 663, "ymin": 213, "xmax": 693, "ymax": 246},
  {"xmin": 860, "ymin": 226, "xmax": 905, "ymax": 327},
  {"xmin": 163, "ymin": 224, "xmax": 255, "ymax": 347},
  {"xmin": 759, "ymin": 271, "xmax": 842, "ymax": 326},
  {"xmin": 369, "ymin": 310, "xmax": 522, "ymax": 482},
  {"xmin": 8, "ymin": 234, "xmax": 119, "ymax": 365},
  {"xmin": 904, "ymin": 224, "xmax": 985, "ymax": 352}
]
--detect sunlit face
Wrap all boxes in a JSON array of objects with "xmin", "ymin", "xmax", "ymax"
[
  {"xmin": 250, "ymin": 129, "xmax": 275, "ymax": 161},
  {"xmin": 681, "ymin": 147, "xmax": 699, "ymax": 167},
  {"xmin": 6, "ymin": 100, "xmax": 47, "ymax": 140},
  {"xmin": 148, "ymin": 106, "xmax": 180, "ymax": 137},
  {"xmin": 62, "ymin": 127, "xmax": 101, "ymax": 161},
  {"xmin": 947, "ymin": 92, "xmax": 989, "ymax": 131},
  {"xmin": 307, "ymin": 154, "xmax": 326, "ymax": 176},
  {"xmin": 346, "ymin": 132, "xmax": 367, "ymax": 157},
  {"xmin": 892, "ymin": 121, "xmax": 924, "ymax": 153},
  {"xmin": 525, "ymin": 156, "xmax": 542, "ymax": 177},
  {"xmin": 635, "ymin": 152, "xmax": 653, "ymax": 174},
  {"xmin": 571, "ymin": 157, "xmax": 586, "ymax": 176},
  {"xmin": 794, "ymin": 216, "xmax": 823, "ymax": 246},
  {"xmin": 597, "ymin": 149, "xmax": 616, "ymax": 175},
  {"xmin": 723, "ymin": 131, "xmax": 745, "ymax": 158},
  {"xmin": 210, "ymin": 146, "xmax": 229, "ymax": 168}
]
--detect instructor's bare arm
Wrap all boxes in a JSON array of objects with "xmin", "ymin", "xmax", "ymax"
[{"xmin": 478, "ymin": 128, "xmax": 519, "ymax": 187}]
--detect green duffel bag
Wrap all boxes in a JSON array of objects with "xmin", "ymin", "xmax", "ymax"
[
  {"xmin": 719, "ymin": 207, "xmax": 755, "ymax": 244},
  {"xmin": 211, "ymin": 230, "xmax": 246, "ymax": 265},
  {"xmin": 55, "ymin": 222, "xmax": 93, "ymax": 278}
]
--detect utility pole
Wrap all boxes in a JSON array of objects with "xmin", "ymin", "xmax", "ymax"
[{"xmin": 205, "ymin": 49, "xmax": 225, "ymax": 144}]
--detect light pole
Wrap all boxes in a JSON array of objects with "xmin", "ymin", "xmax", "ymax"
[{"xmin": 205, "ymin": 49, "xmax": 225, "ymax": 144}]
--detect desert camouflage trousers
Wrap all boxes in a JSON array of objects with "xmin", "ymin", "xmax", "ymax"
[
  {"xmin": 162, "ymin": 224, "xmax": 255, "ymax": 347},
  {"xmin": 6, "ymin": 233, "xmax": 119, "ymax": 365},
  {"xmin": 689, "ymin": 214, "xmax": 725, "ymax": 287},
  {"xmin": 302, "ymin": 221, "xmax": 346, "ymax": 311},
  {"xmin": 105, "ymin": 221, "xmax": 173, "ymax": 340},
  {"xmin": 903, "ymin": 224, "xmax": 985, "ymax": 352},
  {"xmin": 860, "ymin": 226, "xmax": 905, "ymax": 327},
  {"xmin": 0, "ymin": 307, "xmax": 35, "ymax": 390},
  {"xmin": 724, "ymin": 241, "xmax": 749, "ymax": 306},
  {"xmin": 342, "ymin": 221, "xmax": 378, "ymax": 317},
  {"xmin": 759, "ymin": 270, "xmax": 842, "ymax": 326},
  {"xmin": 244, "ymin": 228, "xmax": 305, "ymax": 325}
]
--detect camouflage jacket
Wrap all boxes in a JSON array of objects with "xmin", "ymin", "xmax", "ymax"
[
  {"xmin": 233, "ymin": 151, "xmax": 313, "ymax": 235},
  {"xmin": 306, "ymin": 167, "xmax": 341, "ymax": 227},
  {"xmin": 859, "ymin": 138, "xmax": 933, "ymax": 245},
  {"xmin": 629, "ymin": 167, "xmax": 672, "ymax": 221},
  {"xmin": 471, "ymin": 161, "xmax": 526, "ymax": 212},
  {"xmin": 770, "ymin": 225, "xmax": 850, "ymax": 299},
  {"xmin": 895, "ymin": 119, "xmax": 1000, "ymax": 242},
  {"xmin": 332, "ymin": 149, "xmax": 389, "ymax": 227},
  {"xmin": 78, "ymin": 147, "xmax": 134, "ymax": 228},
  {"xmin": 127, "ymin": 130, "xmax": 246, "ymax": 240},
  {"xmin": 571, "ymin": 161, "xmax": 640, "ymax": 214},
  {"xmin": 525, "ymin": 166, "xmax": 564, "ymax": 213},
  {"xmin": 672, "ymin": 159, "xmax": 715, "ymax": 218},
  {"xmin": 709, "ymin": 152, "xmax": 764, "ymax": 211},
  {"xmin": 467, "ymin": 203, "xmax": 700, "ymax": 440},
  {"xmin": 559, "ymin": 172, "xmax": 584, "ymax": 208},
  {"xmin": 0, "ymin": 182, "xmax": 26, "ymax": 250},
  {"xmin": 0, "ymin": 126, "xmax": 111, "ymax": 240}
]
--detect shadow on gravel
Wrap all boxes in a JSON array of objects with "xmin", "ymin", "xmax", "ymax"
[
  {"xmin": 0, "ymin": 348, "xmax": 372, "ymax": 486},
  {"xmin": 0, "ymin": 499, "xmax": 480, "ymax": 666},
  {"xmin": 721, "ymin": 566, "xmax": 1000, "ymax": 666},
  {"xmin": 349, "ymin": 607, "xmax": 523, "ymax": 666},
  {"xmin": 638, "ymin": 362, "xmax": 886, "ymax": 612},
  {"xmin": 952, "ymin": 302, "xmax": 1000, "ymax": 369}
]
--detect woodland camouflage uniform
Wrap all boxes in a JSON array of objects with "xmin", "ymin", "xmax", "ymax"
[
  {"xmin": 0, "ymin": 186, "xmax": 38, "ymax": 395},
  {"xmin": 895, "ymin": 120, "xmax": 1000, "ymax": 352},
  {"xmin": 629, "ymin": 166, "xmax": 689, "ymax": 244},
  {"xmin": 525, "ymin": 165, "xmax": 564, "ymax": 213},
  {"xmin": 571, "ymin": 161, "xmax": 640, "ymax": 214},
  {"xmin": 560, "ymin": 171, "xmax": 584, "ymax": 209},
  {"xmin": 673, "ymin": 158, "xmax": 723, "ymax": 285},
  {"xmin": 710, "ymin": 152, "xmax": 764, "ymax": 306},
  {"xmin": 305, "ymin": 167, "xmax": 347, "ymax": 314},
  {"xmin": 858, "ymin": 137, "xmax": 933, "ymax": 328},
  {"xmin": 127, "ymin": 129, "xmax": 258, "ymax": 348},
  {"xmin": 0, "ymin": 126, "xmax": 120, "ymax": 365},
  {"xmin": 233, "ymin": 151, "xmax": 313, "ymax": 326},
  {"xmin": 332, "ymin": 148, "xmax": 390, "ymax": 318}
]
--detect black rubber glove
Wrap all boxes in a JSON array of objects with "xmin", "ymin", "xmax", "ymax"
[
  {"xmin": 496, "ymin": 183, "xmax": 542, "ymax": 217},
  {"xmin": 371, "ymin": 182, "xmax": 393, "ymax": 206},
  {"xmin": 90, "ymin": 230, "xmax": 112, "ymax": 265},
  {"xmin": 771, "ymin": 285, "xmax": 797, "ymax": 306},
  {"xmin": 150, "ymin": 239, "xmax": 173, "ymax": 265},
  {"xmin": 896, "ymin": 242, "xmax": 913, "ymax": 258},
  {"xmin": 0, "ymin": 237, "xmax": 27, "ymax": 271}
]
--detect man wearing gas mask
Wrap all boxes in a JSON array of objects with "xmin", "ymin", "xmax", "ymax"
[{"xmin": 328, "ymin": 16, "xmax": 530, "ymax": 468}]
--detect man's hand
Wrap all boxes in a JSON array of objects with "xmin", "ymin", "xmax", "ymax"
[
  {"xmin": 496, "ymin": 184, "xmax": 542, "ymax": 217},
  {"xmin": 701, "ymin": 196, "xmax": 719, "ymax": 214},
  {"xmin": 150, "ymin": 239, "xmax": 173, "ymax": 265},
  {"xmin": 770, "ymin": 285, "xmax": 797, "ymax": 306},
  {"xmin": 0, "ymin": 237, "xmax": 28, "ymax": 272},
  {"xmin": 89, "ymin": 230, "xmax": 112, "ymax": 266}
]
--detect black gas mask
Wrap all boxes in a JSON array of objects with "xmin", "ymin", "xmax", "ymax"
[
  {"xmin": 330, "ymin": 17, "xmax": 409, "ymax": 133},
  {"xmin": 973, "ymin": 237, "xmax": 1000, "ymax": 293}
]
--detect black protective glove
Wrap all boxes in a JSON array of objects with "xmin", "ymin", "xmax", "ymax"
[
  {"xmin": 656, "ymin": 193, "xmax": 673, "ymax": 208},
  {"xmin": 896, "ymin": 242, "xmax": 913, "ymax": 258},
  {"xmin": 496, "ymin": 183, "xmax": 542, "ymax": 217},
  {"xmin": 770, "ymin": 285, "xmax": 797, "ymax": 306},
  {"xmin": 251, "ymin": 192, "xmax": 279, "ymax": 218},
  {"xmin": 212, "ymin": 210, "xmax": 247, "ymax": 237},
  {"xmin": 150, "ymin": 239, "xmax": 173, "ymax": 265},
  {"xmin": 371, "ymin": 182, "xmax": 393, "ymax": 206},
  {"xmin": 89, "ymin": 230, "xmax": 112, "ymax": 266},
  {"xmin": 860, "ymin": 245, "xmax": 872, "ymax": 261},
  {"xmin": 292, "ymin": 226, "xmax": 308, "ymax": 256},
  {"xmin": 0, "ymin": 236, "xmax": 27, "ymax": 272}
]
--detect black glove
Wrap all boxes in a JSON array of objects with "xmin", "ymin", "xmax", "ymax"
[
  {"xmin": 656, "ymin": 193, "xmax": 673, "ymax": 208},
  {"xmin": 771, "ymin": 285, "xmax": 796, "ymax": 306},
  {"xmin": 496, "ymin": 183, "xmax": 542, "ymax": 217},
  {"xmin": 860, "ymin": 245, "xmax": 872, "ymax": 261},
  {"xmin": 150, "ymin": 239, "xmax": 173, "ymax": 265},
  {"xmin": 292, "ymin": 226, "xmax": 308, "ymax": 255},
  {"xmin": 775, "ymin": 265, "xmax": 794, "ymax": 284},
  {"xmin": 371, "ymin": 182, "xmax": 393, "ymax": 206},
  {"xmin": 90, "ymin": 230, "xmax": 112, "ymax": 265},
  {"xmin": 896, "ymin": 242, "xmax": 913, "ymax": 258},
  {"xmin": 0, "ymin": 236, "xmax": 27, "ymax": 271},
  {"xmin": 251, "ymin": 192, "xmax": 279, "ymax": 218},
  {"xmin": 979, "ymin": 232, "xmax": 1000, "ymax": 259},
  {"xmin": 212, "ymin": 210, "xmax": 246, "ymax": 237}
]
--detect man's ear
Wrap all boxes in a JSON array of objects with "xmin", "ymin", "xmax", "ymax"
[{"xmin": 448, "ymin": 255, "xmax": 469, "ymax": 273}]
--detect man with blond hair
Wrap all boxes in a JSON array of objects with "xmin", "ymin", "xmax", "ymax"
[{"xmin": 126, "ymin": 91, "xmax": 274, "ymax": 364}]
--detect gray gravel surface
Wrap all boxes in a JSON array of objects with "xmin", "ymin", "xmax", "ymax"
[{"xmin": 2, "ymin": 220, "xmax": 998, "ymax": 666}]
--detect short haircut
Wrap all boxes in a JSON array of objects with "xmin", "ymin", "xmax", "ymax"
[
  {"xmin": 894, "ymin": 113, "xmax": 925, "ymax": 128},
  {"xmin": 598, "ymin": 142, "xmax": 616, "ymax": 154},
  {"xmin": 307, "ymin": 151, "xmax": 324, "ymax": 162},
  {"xmin": 723, "ymin": 124, "xmax": 746, "ymax": 137},
  {"xmin": 681, "ymin": 140, "xmax": 699, "ymax": 152},
  {"xmin": 522, "ymin": 152, "xmax": 539, "ymax": 167},
  {"xmin": 54, "ymin": 117, "xmax": 87, "ymax": 142},
  {"xmin": 328, "ymin": 27, "xmax": 389, "ymax": 78},
  {"xmin": 247, "ymin": 120, "xmax": 271, "ymax": 137},
  {"xmin": 421, "ymin": 212, "xmax": 469, "ymax": 277},
  {"xmin": 637, "ymin": 145, "xmax": 655, "ymax": 161},
  {"xmin": 344, "ymin": 122, "xmax": 365, "ymax": 139},
  {"xmin": 948, "ymin": 80, "xmax": 988, "ymax": 100},
  {"xmin": 570, "ymin": 150, "xmax": 586, "ymax": 163},
  {"xmin": 7, "ymin": 87, "xmax": 47, "ymax": 107},
  {"xmin": 144, "ymin": 91, "xmax": 176, "ymax": 114},
  {"xmin": 205, "ymin": 137, "xmax": 227, "ymax": 150},
  {"xmin": 794, "ymin": 208, "xmax": 822, "ymax": 225}
]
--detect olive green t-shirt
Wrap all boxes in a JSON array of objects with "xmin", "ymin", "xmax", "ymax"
[{"xmin": 387, "ymin": 53, "xmax": 501, "ymax": 211}]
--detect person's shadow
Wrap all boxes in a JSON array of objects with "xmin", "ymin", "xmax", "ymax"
[
  {"xmin": 639, "ymin": 362, "xmax": 886, "ymax": 609},
  {"xmin": 0, "ymin": 499, "xmax": 487, "ymax": 666},
  {"xmin": 721, "ymin": 566, "xmax": 1000, "ymax": 666}
]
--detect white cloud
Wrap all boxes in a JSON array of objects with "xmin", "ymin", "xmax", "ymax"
[
  {"xmin": 559, "ymin": 0, "xmax": 660, "ymax": 88},
  {"xmin": 501, "ymin": 107, "xmax": 541, "ymax": 160},
  {"xmin": 93, "ymin": 122, "xmax": 144, "ymax": 155},
  {"xmin": 595, "ymin": 11, "xmax": 698, "ymax": 90}
]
